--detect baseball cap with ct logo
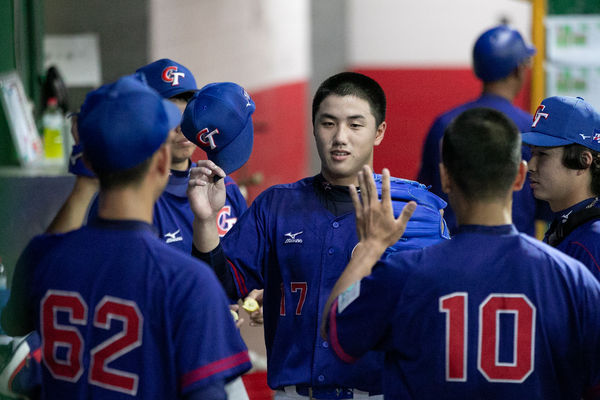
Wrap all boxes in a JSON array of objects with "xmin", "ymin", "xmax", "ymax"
[
  {"xmin": 522, "ymin": 96, "xmax": 600, "ymax": 152},
  {"xmin": 180, "ymin": 82, "xmax": 255, "ymax": 174},
  {"xmin": 78, "ymin": 75, "xmax": 182, "ymax": 173},
  {"xmin": 135, "ymin": 58, "xmax": 197, "ymax": 99}
]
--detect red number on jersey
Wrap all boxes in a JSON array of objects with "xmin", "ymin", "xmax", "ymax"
[
  {"xmin": 40, "ymin": 291, "xmax": 143, "ymax": 395},
  {"xmin": 280, "ymin": 282, "xmax": 308, "ymax": 316},
  {"xmin": 439, "ymin": 293, "xmax": 467, "ymax": 381},
  {"xmin": 41, "ymin": 290, "xmax": 87, "ymax": 382},
  {"xmin": 439, "ymin": 293, "xmax": 535, "ymax": 383},
  {"xmin": 478, "ymin": 294, "xmax": 535, "ymax": 382},
  {"xmin": 89, "ymin": 296, "xmax": 143, "ymax": 395}
]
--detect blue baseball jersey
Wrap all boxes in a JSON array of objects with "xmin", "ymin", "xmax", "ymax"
[
  {"xmin": 418, "ymin": 94, "xmax": 550, "ymax": 235},
  {"xmin": 89, "ymin": 163, "xmax": 248, "ymax": 252},
  {"xmin": 544, "ymin": 198, "xmax": 600, "ymax": 282},
  {"xmin": 219, "ymin": 175, "xmax": 447, "ymax": 393},
  {"xmin": 329, "ymin": 225, "xmax": 600, "ymax": 399},
  {"xmin": 2, "ymin": 219, "xmax": 251, "ymax": 399}
]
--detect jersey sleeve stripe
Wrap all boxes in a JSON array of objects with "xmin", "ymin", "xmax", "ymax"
[
  {"xmin": 570, "ymin": 241, "xmax": 600, "ymax": 274},
  {"xmin": 227, "ymin": 259, "xmax": 249, "ymax": 298},
  {"xmin": 180, "ymin": 350, "xmax": 250, "ymax": 390},
  {"xmin": 328, "ymin": 299, "xmax": 357, "ymax": 363}
]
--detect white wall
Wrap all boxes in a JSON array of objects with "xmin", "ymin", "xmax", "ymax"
[
  {"xmin": 348, "ymin": 0, "xmax": 532, "ymax": 67},
  {"xmin": 149, "ymin": 0, "xmax": 310, "ymax": 91}
]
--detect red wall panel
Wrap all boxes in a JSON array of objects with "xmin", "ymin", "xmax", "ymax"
[{"xmin": 354, "ymin": 67, "xmax": 531, "ymax": 181}]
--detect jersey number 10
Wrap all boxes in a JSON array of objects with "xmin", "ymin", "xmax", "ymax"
[{"xmin": 439, "ymin": 293, "xmax": 535, "ymax": 383}]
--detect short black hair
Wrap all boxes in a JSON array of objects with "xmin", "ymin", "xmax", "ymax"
[
  {"xmin": 91, "ymin": 157, "xmax": 153, "ymax": 191},
  {"xmin": 442, "ymin": 107, "xmax": 521, "ymax": 200},
  {"xmin": 562, "ymin": 143, "xmax": 600, "ymax": 196},
  {"xmin": 170, "ymin": 91, "xmax": 195, "ymax": 103},
  {"xmin": 312, "ymin": 72, "xmax": 386, "ymax": 126}
]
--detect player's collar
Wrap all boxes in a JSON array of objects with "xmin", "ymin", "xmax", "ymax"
[
  {"xmin": 552, "ymin": 197, "xmax": 599, "ymax": 224},
  {"xmin": 164, "ymin": 160, "xmax": 195, "ymax": 198},
  {"xmin": 455, "ymin": 224, "xmax": 517, "ymax": 236},
  {"xmin": 89, "ymin": 217, "xmax": 158, "ymax": 235}
]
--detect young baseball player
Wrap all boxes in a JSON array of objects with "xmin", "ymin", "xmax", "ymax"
[
  {"xmin": 186, "ymin": 72, "xmax": 448, "ymax": 399},
  {"xmin": 418, "ymin": 24, "xmax": 550, "ymax": 236},
  {"xmin": 325, "ymin": 108, "xmax": 600, "ymax": 399},
  {"xmin": 0, "ymin": 76, "xmax": 251, "ymax": 399},
  {"xmin": 51, "ymin": 59, "xmax": 250, "ymax": 243},
  {"xmin": 522, "ymin": 96, "xmax": 600, "ymax": 281}
]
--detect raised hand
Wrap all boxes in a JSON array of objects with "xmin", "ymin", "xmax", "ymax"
[{"xmin": 187, "ymin": 160, "xmax": 227, "ymax": 222}]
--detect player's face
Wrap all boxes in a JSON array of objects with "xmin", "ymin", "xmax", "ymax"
[
  {"xmin": 169, "ymin": 98, "xmax": 196, "ymax": 171},
  {"xmin": 314, "ymin": 95, "xmax": 385, "ymax": 186},
  {"xmin": 528, "ymin": 145, "xmax": 579, "ymax": 211}
]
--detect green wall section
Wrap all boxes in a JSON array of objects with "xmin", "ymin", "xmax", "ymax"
[
  {"xmin": 549, "ymin": 0, "xmax": 600, "ymax": 15},
  {"xmin": 0, "ymin": 0, "xmax": 44, "ymax": 166}
]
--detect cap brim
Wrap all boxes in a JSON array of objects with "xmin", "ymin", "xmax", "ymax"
[
  {"xmin": 162, "ymin": 99, "xmax": 183, "ymax": 130},
  {"xmin": 208, "ymin": 119, "xmax": 253, "ymax": 174},
  {"xmin": 522, "ymin": 131, "xmax": 573, "ymax": 147}
]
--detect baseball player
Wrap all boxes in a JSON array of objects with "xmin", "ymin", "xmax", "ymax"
[
  {"xmin": 186, "ymin": 72, "xmax": 448, "ymax": 399},
  {"xmin": 48, "ymin": 58, "xmax": 249, "ymax": 245},
  {"xmin": 325, "ymin": 108, "xmax": 600, "ymax": 399},
  {"xmin": 0, "ymin": 76, "xmax": 251, "ymax": 399},
  {"xmin": 522, "ymin": 96, "xmax": 600, "ymax": 281},
  {"xmin": 418, "ymin": 24, "xmax": 550, "ymax": 236}
]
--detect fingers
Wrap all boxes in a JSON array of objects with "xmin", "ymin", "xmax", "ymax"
[
  {"xmin": 380, "ymin": 168, "xmax": 391, "ymax": 207},
  {"xmin": 395, "ymin": 201, "xmax": 417, "ymax": 237},
  {"xmin": 190, "ymin": 160, "xmax": 226, "ymax": 182}
]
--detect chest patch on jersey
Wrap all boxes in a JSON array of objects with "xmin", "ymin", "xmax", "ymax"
[{"xmin": 338, "ymin": 281, "xmax": 361, "ymax": 313}]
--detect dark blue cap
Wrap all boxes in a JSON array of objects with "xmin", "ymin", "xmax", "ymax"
[
  {"xmin": 181, "ymin": 82, "xmax": 255, "ymax": 174},
  {"xmin": 78, "ymin": 75, "xmax": 182, "ymax": 172},
  {"xmin": 135, "ymin": 58, "xmax": 197, "ymax": 99},
  {"xmin": 522, "ymin": 96, "xmax": 600, "ymax": 152},
  {"xmin": 473, "ymin": 25, "xmax": 536, "ymax": 82}
]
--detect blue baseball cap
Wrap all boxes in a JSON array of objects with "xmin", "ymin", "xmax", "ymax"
[
  {"xmin": 78, "ymin": 75, "xmax": 182, "ymax": 173},
  {"xmin": 135, "ymin": 58, "xmax": 197, "ymax": 99},
  {"xmin": 473, "ymin": 25, "xmax": 536, "ymax": 82},
  {"xmin": 522, "ymin": 96, "xmax": 600, "ymax": 152},
  {"xmin": 180, "ymin": 82, "xmax": 255, "ymax": 174}
]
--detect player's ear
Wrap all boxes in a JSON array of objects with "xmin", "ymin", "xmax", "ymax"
[
  {"xmin": 439, "ymin": 163, "xmax": 452, "ymax": 194},
  {"xmin": 374, "ymin": 121, "xmax": 386, "ymax": 146},
  {"xmin": 512, "ymin": 160, "xmax": 527, "ymax": 192}
]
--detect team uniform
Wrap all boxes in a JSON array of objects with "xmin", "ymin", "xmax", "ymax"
[
  {"xmin": 328, "ymin": 224, "xmax": 600, "ymax": 399},
  {"xmin": 418, "ymin": 94, "xmax": 550, "ymax": 236},
  {"xmin": 87, "ymin": 164, "xmax": 247, "ymax": 251},
  {"xmin": 543, "ymin": 197, "xmax": 600, "ymax": 282},
  {"xmin": 195, "ymin": 174, "xmax": 448, "ymax": 397},
  {"xmin": 153, "ymin": 164, "xmax": 248, "ymax": 249},
  {"xmin": 1, "ymin": 218, "xmax": 251, "ymax": 399}
]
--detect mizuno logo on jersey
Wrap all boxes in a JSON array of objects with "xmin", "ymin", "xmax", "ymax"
[
  {"xmin": 284, "ymin": 231, "xmax": 303, "ymax": 244},
  {"xmin": 161, "ymin": 66, "xmax": 185, "ymax": 86},
  {"xmin": 561, "ymin": 210, "xmax": 573, "ymax": 223},
  {"xmin": 164, "ymin": 229, "xmax": 183, "ymax": 244}
]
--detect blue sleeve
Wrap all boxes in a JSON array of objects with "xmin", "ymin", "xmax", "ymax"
[
  {"xmin": 173, "ymin": 261, "xmax": 251, "ymax": 395},
  {"xmin": 184, "ymin": 381, "xmax": 226, "ymax": 400},
  {"xmin": 1, "ymin": 237, "xmax": 46, "ymax": 336},
  {"xmin": 328, "ymin": 258, "xmax": 408, "ymax": 361},
  {"xmin": 563, "ymin": 240, "xmax": 600, "ymax": 283},
  {"xmin": 577, "ymin": 269, "xmax": 600, "ymax": 394},
  {"xmin": 221, "ymin": 191, "xmax": 271, "ymax": 297}
]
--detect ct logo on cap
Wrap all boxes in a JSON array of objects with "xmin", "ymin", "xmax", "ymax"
[
  {"xmin": 161, "ymin": 66, "xmax": 185, "ymax": 86},
  {"xmin": 532, "ymin": 105, "xmax": 549, "ymax": 128},
  {"xmin": 197, "ymin": 128, "xmax": 220, "ymax": 149}
]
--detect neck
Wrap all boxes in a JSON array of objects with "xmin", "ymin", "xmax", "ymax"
[
  {"xmin": 97, "ymin": 185, "xmax": 155, "ymax": 224},
  {"xmin": 170, "ymin": 158, "xmax": 190, "ymax": 172},
  {"xmin": 453, "ymin": 193, "xmax": 513, "ymax": 227},
  {"xmin": 549, "ymin": 191, "xmax": 596, "ymax": 213},
  {"xmin": 482, "ymin": 81, "xmax": 517, "ymax": 103}
]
